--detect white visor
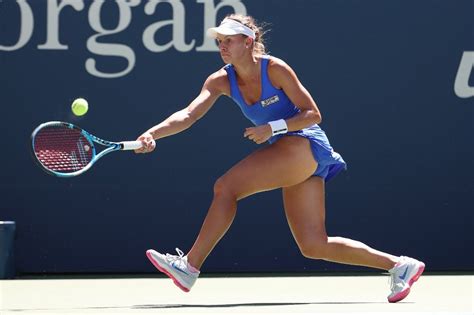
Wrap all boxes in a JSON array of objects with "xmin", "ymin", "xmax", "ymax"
[{"xmin": 206, "ymin": 18, "xmax": 255, "ymax": 39}]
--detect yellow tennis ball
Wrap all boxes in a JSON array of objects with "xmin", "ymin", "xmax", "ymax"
[{"xmin": 71, "ymin": 98, "xmax": 89, "ymax": 116}]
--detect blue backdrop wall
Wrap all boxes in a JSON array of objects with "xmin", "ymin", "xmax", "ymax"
[{"xmin": 1, "ymin": 0, "xmax": 473, "ymax": 274}]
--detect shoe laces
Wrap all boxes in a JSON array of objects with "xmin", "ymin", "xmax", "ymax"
[
  {"xmin": 388, "ymin": 268, "xmax": 398, "ymax": 291},
  {"xmin": 388, "ymin": 262, "xmax": 406, "ymax": 292},
  {"xmin": 165, "ymin": 248, "xmax": 187, "ymax": 265}
]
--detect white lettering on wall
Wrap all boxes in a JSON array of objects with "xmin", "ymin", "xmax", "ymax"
[
  {"xmin": 0, "ymin": 0, "xmax": 248, "ymax": 78},
  {"xmin": 86, "ymin": 0, "xmax": 140, "ymax": 78},
  {"xmin": 454, "ymin": 51, "xmax": 474, "ymax": 99},
  {"xmin": 143, "ymin": 0, "xmax": 195, "ymax": 52},
  {"xmin": 0, "ymin": 0, "xmax": 34, "ymax": 51},
  {"xmin": 38, "ymin": 0, "xmax": 85, "ymax": 50}
]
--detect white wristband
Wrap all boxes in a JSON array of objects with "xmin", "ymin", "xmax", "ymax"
[{"xmin": 268, "ymin": 119, "xmax": 288, "ymax": 135}]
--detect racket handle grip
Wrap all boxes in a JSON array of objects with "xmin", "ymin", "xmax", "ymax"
[{"xmin": 120, "ymin": 140, "xmax": 143, "ymax": 150}]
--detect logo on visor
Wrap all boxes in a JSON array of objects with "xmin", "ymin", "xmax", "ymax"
[{"xmin": 261, "ymin": 95, "xmax": 280, "ymax": 107}]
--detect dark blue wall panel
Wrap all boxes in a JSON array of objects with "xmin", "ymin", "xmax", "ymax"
[{"xmin": 1, "ymin": 0, "xmax": 473, "ymax": 274}]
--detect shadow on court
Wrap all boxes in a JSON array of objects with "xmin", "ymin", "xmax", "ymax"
[
  {"xmin": 5, "ymin": 301, "xmax": 402, "ymax": 313},
  {"xmin": 133, "ymin": 301, "xmax": 397, "ymax": 309}
]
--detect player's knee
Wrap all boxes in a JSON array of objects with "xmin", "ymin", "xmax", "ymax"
[
  {"xmin": 213, "ymin": 176, "xmax": 238, "ymax": 200},
  {"xmin": 299, "ymin": 237, "xmax": 329, "ymax": 260}
]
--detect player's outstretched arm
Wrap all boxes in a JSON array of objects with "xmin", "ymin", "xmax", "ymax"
[{"xmin": 135, "ymin": 70, "xmax": 228, "ymax": 153}]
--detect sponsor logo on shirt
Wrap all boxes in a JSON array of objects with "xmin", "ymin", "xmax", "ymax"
[{"xmin": 261, "ymin": 95, "xmax": 279, "ymax": 107}]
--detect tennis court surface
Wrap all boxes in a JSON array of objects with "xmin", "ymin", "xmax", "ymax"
[{"xmin": 1, "ymin": 274, "xmax": 472, "ymax": 314}]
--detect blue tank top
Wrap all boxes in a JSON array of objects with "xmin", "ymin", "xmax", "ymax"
[
  {"xmin": 224, "ymin": 55, "xmax": 347, "ymax": 182},
  {"xmin": 224, "ymin": 56, "xmax": 300, "ymax": 126}
]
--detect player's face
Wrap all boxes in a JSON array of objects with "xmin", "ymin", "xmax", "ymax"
[{"xmin": 216, "ymin": 34, "xmax": 247, "ymax": 63}]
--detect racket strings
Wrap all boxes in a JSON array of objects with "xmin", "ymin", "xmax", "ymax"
[{"xmin": 34, "ymin": 126, "xmax": 93, "ymax": 173}]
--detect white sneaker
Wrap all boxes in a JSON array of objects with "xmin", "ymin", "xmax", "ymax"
[
  {"xmin": 387, "ymin": 256, "xmax": 425, "ymax": 303},
  {"xmin": 146, "ymin": 248, "xmax": 200, "ymax": 292}
]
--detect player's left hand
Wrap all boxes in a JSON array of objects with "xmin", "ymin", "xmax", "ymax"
[{"xmin": 244, "ymin": 124, "xmax": 272, "ymax": 144}]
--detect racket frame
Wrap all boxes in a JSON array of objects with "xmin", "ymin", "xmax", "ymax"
[{"xmin": 31, "ymin": 121, "xmax": 141, "ymax": 177}]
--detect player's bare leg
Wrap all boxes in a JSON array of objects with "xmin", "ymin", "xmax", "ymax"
[
  {"xmin": 282, "ymin": 176, "xmax": 425, "ymax": 302},
  {"xmin": 187, "ymin": 136, "xmax": 317, "ymax": 269},
  {"xmin": 282, "ymin": 176, "xmax": 399, "ymax": 270}
]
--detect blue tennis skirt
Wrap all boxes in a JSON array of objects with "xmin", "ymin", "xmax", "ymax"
[{"xmin": 270, "ymin": 125, "xmax": 347, "ymax": 182}]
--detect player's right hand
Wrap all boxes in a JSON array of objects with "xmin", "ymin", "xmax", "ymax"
[{"xmin": 135, "ymin": 132, "xmax": 156, "ymax": 154}]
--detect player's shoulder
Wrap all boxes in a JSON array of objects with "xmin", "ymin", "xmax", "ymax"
[
  {"xmin": 207, "ymin": 67, "xmax": 229, "ymax": 82},
  {"xmin": 266, "ymin": 55, "xmax": 293, "ymax": 75},
  {"xmin": 265, "ymin": 56, "xmax": 297, "ymax": 87},
  {"xmin": 204, "ymin": 67, "xmax": 230, "ymax": 96},
  {"xmin": 266, "ymin": 55, "xmax": 287, "ymax": 66}
]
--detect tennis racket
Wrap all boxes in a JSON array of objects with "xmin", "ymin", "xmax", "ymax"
[{"xmin": 31, "ymin": 121, "xmax": 143, "ymax": 177}]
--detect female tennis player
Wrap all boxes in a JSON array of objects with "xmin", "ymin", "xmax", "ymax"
[{"xmin": 135, "ymin": 14, "xmax": 424, "ymax": 303}]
